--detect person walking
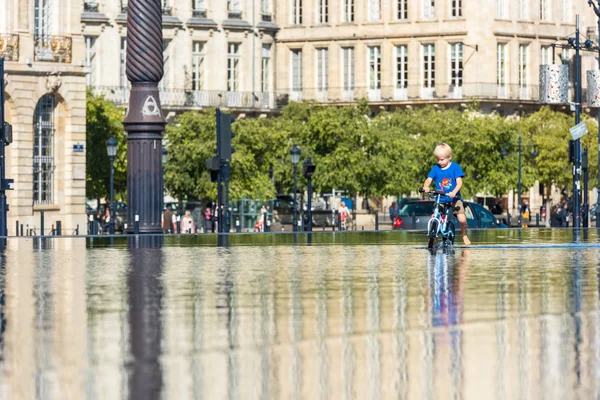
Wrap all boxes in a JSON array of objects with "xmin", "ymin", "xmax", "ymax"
[
  {"xmin": 180, "ymin": 210, "xmax": 195, "ymax": 234},
  {"xmin": 550, "ymin": 204, "xmax": 565, "ymax": 227},
  {"xmin": 162, "ymin": 204, "xmax": 173, "ymax": 233},
  {"xmin": 339, "ymin": 201, "xmax": 351, "ymax": 230},
  {"xmin": 203, "ymin": 205, "xmax": 212, "ymax": 233},
  {"xmin": 521, "ymin": 200, "xmax": 530, "ymax": 228}
]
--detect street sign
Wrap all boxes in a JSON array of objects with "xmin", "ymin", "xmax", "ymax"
[{"xmin": 570, "ymin": 122, "xmax": 588, "ymax": 140}]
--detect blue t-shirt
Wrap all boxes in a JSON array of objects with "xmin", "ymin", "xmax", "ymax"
[{"xmin": 427, "ymin": 162, "xmax": 464, "ymax": 203}]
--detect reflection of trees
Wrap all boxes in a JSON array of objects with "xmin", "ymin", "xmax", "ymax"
[
  {"xmin": 393, "ymin": 251, "xmax": 408, "ymax": 400},
  {"xmin": 366, "ymin": 248, "xmax": 380, "ymax": 400}
]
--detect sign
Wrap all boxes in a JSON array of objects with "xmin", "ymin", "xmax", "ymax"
[
  {"xmin": 570, "ymin": 122, "xmax": 588, "ymax": 140},
  {"xmin": 73, "ymin": 143, "xmax": 84, "ymax": 153}
]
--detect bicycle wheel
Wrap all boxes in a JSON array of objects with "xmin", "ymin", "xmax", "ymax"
[
  {"xmin": 447, "ymin": 221, "xmax": 456, "ymax": 244},
  {"xmin": 428, "ymin": 220, "xmax": 439, "ymax": 250}
]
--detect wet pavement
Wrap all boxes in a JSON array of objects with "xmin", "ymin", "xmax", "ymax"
[{"xmin": 0, "ymin": 229, "xmax": 599, "ymax": 399}]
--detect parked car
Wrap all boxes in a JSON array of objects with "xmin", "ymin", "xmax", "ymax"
[{"xmin": 396, "ymin": 200, "xmax": 507, "ymax": 230}]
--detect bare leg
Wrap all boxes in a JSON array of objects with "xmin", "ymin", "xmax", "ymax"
[{"xmin": 457, "ymin": 214, "xmax": 471, "ymax": 245}]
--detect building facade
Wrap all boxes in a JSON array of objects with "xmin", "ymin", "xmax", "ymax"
[{"xmin": 1, "ymin": 0, "xmax": 88, "ymax": 235}]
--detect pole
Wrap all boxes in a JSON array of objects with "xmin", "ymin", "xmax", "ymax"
[
  {"xmin": 307, "ymin": 176, "xmax": 312, "ymax": 232},
  {"xmin": 517, "ymin": 133, "xmax": 522, "ymax": 228},
  {"xmin": 573, "ymin": 15, "xmax": 582, "ymax": 228},
  {"xmin": 216, "ymin": 108, "xmax": 223, "ymax": 236},
  {"xmin": 583, "ymin": 147, "xmax": 589, "ymax": 227},
  {"xmin": 109, "ymin": 157, "xmax": 115, "ymax": 234},
  {"xmin": 293, "ymin": 164, "xmax": 298, "ymax": 232},
  {"xmin": 0, "ymin": 58, "xmax": 6, "ymax": 237}
]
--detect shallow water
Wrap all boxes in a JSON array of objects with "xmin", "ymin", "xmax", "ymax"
[{"xmin": 0, "ymin": 231, "xmax": 600, "ymax": 399}]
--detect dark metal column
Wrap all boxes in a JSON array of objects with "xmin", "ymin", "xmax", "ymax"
[
  {"xmin": 123, "ymin": 0, "xmax": 166, "ymax": 234},
  {"xmin": 573, "ymin": 16, "xmax": 582, "ymax": 228}
]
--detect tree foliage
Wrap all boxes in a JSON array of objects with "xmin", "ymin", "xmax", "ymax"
[{"xmin": 86, "ymin": 90, "xmax": 127, "ymax": 201}]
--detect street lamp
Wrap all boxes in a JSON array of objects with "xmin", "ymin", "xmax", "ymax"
[
  {"xmin": 162, "ymin": 145, "xmax": 167, "ymax": 213},
  {"xmin": 290, "ymin": 144, "xmax": 300, "ymax": 232},
  {"xmin": 588, "ymin": 0, "xmax": 600, "ymax": 226},
  {"xmin": 106, "ymin": 136, "xmax": 117, "ymax": 234},
  {"xmin": 501, "ymin": 133, "xmax": 538, "ymax": 227}
]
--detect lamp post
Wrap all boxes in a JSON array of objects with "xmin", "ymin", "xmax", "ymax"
[
  {"xmin": 290, "ymin": 145, "xmax": 300, "ymax": 232},
  {"xmin": 106, "ymin": 136, "xmax": 117, "ymax": 235},
  {"xmin": 162, "ymin": 145, "xmax": 167, "ymax": 214},
  {"xmin": 501, "ymin": 132, "xmax": 538, "ymax": 227},
  {"xmin": 303, "ymin": 157, "xmax": 317, "ymax": 232},
  {"xmin": 589, "ymin": 0, "xmax": 600, "ymax": 226}
]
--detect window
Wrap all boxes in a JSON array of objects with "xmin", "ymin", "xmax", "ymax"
[
  {"xmin": 193, "ymin": 0, "xmax": 206, "ymax": 17},
  {"xmin": 192, "ymin": 41, "xmax": 205, "ymax": 90},
  {"xmin": 397, "ymin": 0, "xmax": 408, "ymax": 20},
  {"xmin": 316, "ymin": 48, "xmax": 328, "ymax": 97},
  {"xmin": 342, "ymin": 47, "xmax": 355, "ymax": 92},
  {"xmin": 342, "ymin": 0, "xmax": 355, "ymax": 22},
  {"xmin": 451, "ymin": 0, "xmax": 461, "ymax": 17},
  {"xmin": 160, "ymin": 39, "xmax": 171, "ymax": 90},
  {"xmin": 317, "ymin": 0, "xmax": 328, "ymax": 23},
  {"xmin": 369, "ymin": 0, "xmax": 381, "ymax": 20},
  {"xmin": 162, "ymin": 0, "xmax": 171, "ymax": 15},
  {"xmin": 519, "ymin": 44, "xmax": 528, "ymax": 98},
  {"xmin": 228, "ymin": 0, "xmax": 240, "ymax": 11},
  {"xmin": 422, "ymin": 43, "xmax": 435, "ymax": 98},
  {"xmin": 34, "ymin": 0, "xmax": 51, "ymax": 60},
  {"xmin": 540, "ymin": 0, "xmax": 550, "ymax": 21},
  {"xmin": 562, "ymin": 0, "xmax": 571, "ymax": 22},
  {"xmin": 449, "ymin": 43, "xmax": 463, "ymax": 88},
  {"xmin": 519, "ymin": 0, "xmax": 527, "ymax": 20},
  {"xmin": 262, "ymin": 44, "xmax": 271, "ymax": 92},
  {"xmin": 396, "ymin": 45, "xmax": 408, "ymax": 100},
  {"xmin": 291, "ymin": 49, "xmax": 303, "ymax": 100},
  {"xmin": 33, "ymin": 95, "xmax": 55, "ymax": 205},
  {"xmin": 368, "ymin": 46, "xmax": 381, "ymax": 99},
  {"xmin": 262, "ymin": 0, "xmax": 269, "ymax": 15},
  {"xmin": 496, "ymin": 0, "xmax": 507, "ymax": 19},
  {"xmin": 497, "ymin": 43, "xmax": 507, "ymax": 96},
  {"xmin": 292, "ymin": 0, "xmax": 303, "ymax": 24},
  {"xmin": 423, "ymin": 0, "xmax": 435, "ymax": 19},
  {"xmin": 85, "ymin": 36, "xmax": 97, "ymax": 87},
  {"xmin": 227, "ymin": 43, "xmax": 240, "ymax": 92},
  {"xmin": 120, "ymin": 37, "xmax": 127, "ymax": 87},
  {"xmin": 541, "ymin": 45, "xmax": 551, "ymax": 65}
]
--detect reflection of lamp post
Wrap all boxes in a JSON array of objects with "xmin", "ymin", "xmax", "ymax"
[
  {"xmin": 162, "ymin": 145, "xmax": 167, "ymax": 213},
  {"xmin": 106, "ymin": 136, "xmax": 117, "ymax": 235},
  {"xmin": 501, "ymin": 132, "xmax": 538, "ymax": 227},
  {"xmin": 290, "ymin": 145, "xmax": 300, "ymax": 232}
]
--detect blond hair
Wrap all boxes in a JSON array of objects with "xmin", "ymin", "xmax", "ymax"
[{"xmin": 433, "ymin": 143, "xmax": 453, "ymax": 159}]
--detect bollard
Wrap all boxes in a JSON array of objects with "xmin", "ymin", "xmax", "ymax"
[
  {"xmin": 507, "ymin": 212, "xmax": 511, "ymax": 228},
  {"xmin": 375, "ymin": 213, "xmax": 379, "ymax": 231},
  {"xmin": 412, "ymin": 212, "xmax": 416, "ymax": 230},
  {"xmin": 15, "ymin": 221, "xmax": 18, "ymax": 236},
  {"xmin": 263, "ymin": 213, "xmax": 267, "ymax": 233},
  {"xmin": 266, "ymin": 219, "xmax": 271, "ymax": 233},
  {"xmin": 236, "ymin": 219, "xmax": 241, "ymax": 233},
  {"xmin": 20, "ymin": 224, "xmax": 23, "ymax": 237},
  {"xmin": 536, "ymin": 213, "xmax": 540, "ymax": 228},
  {"xmin": 177, "ymin": 215, "xmax": 181, "ymax": 234},
  {"xmin": 51, "ymin": 225, "xmax": 55, "ymax": 236},
  {"xmin": 56, "ymin": 221, "xmax": 62, "ymax": 236},
  {"xmin": 75, "ymin": 224, "xmax": 79, "ymax": 236},
  {"xmin": 40, "ymin": 211, "xmax": 45, "ymax": 236},
  {"xmin": 337, "ymin": 212, "xmax": 342, "ymax": 231},
  {"xmin": 134, "ymin": 214, "xmax": 140, "ymax": 234},
  {"xmin": 362, "ymin": 226, "xmax": 364, "ymax": 230}
]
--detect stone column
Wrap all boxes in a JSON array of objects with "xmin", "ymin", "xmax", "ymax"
[{"xmin": 123, "ymin": 0, "xmax": 166, "ymax": 234}]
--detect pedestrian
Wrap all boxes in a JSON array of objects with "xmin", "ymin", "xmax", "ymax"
[
  {"xmin": 180, "ymin": 210, "xmax": 195, "ymax": 234},
  {"xmin": 550, "ymin": 204, "xmax": 564, "ymax": 227},
  {"xmin": 521, "ymin": 199, "xmax": 530, "ymax": 228},
  {"xmin": 203, "ymin": 204, "xmax": 212, "ymax": 233},
  {"xmin": 162, "ymin": 204, "xmax": 173, "ymax": 233},
  {"xmin": 389, "ymin": 201, "xmax": 399, "ymax": 221},
  {"xmin": 561, "ymin": 201, "xmax": 569, "ymax": 227},
  {"xmin": 339, "ymin": 201, "xmax": 351, "ymax": 230},
  {"xmin": 422, "ymin": 143, "xmax": 471, "ymax": 245},
  {"xmin": 101, "ymin": 204, "xmax": 111, "ymax": 234}
]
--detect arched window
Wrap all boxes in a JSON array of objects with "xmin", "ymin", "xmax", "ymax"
[{"xmin": 33, "ymin": 95, "xmax": 55, "ymax": 205}]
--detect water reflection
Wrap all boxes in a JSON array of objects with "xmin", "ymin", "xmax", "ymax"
[{"xmin": 1, "ymin": 241, "xmax": 600, "ymax": 398}]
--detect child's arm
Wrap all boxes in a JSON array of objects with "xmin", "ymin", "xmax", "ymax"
[
  {"xmin": 422, "ymin": 177, "xmax": 433, "ymax": 193},
  {"xmin": 449, "ymin": 177, "xmax": 463, "ymax": 198}
]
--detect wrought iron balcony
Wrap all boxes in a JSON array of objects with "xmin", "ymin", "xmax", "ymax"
[
  {"xmin": 34, "ymin": 35, "xmax": 72, "ymax": 63},
  {"xmin": 0, "ymin": 34, "xmax": 19, "ymax": 61},
  {"xmin": 162, "ymin": 6, "xmax": 172, "ymax": 16},
  {"xmin": 261, "ymin": 13, "xmax": 272, "ymax": 22},
  {"xmin": 192, "ymin": 9, "xmax": 207, "ymax": 18},
  {"xmin": 83, "ymin": 1, "xmax": 99, "ymax": 12},
  {"xmin": 120, "ymin": 1, "xmax": 128, "ymax": 13},
  {"xmin": 228, "ymin": 10, "xmax": 243, "ymax": 20}
]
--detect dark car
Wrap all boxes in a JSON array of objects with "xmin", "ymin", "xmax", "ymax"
[{"xmin": 396, "ymin": 200, "xmax": 507, "ymax": 230}]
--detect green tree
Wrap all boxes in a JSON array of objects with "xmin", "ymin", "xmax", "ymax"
[{"xmin": 86, "ymin": 90, "xmax": 127, "ymax": 202}]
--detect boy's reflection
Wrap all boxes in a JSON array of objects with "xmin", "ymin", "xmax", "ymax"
[{"xmin": 427, "ymin": 250, "xmax": 468, "ymax": 329}]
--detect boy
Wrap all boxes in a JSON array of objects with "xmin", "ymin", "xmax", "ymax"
[{"xmin": 422, "ymin": 143, "xmax": 471, "ymax": 245}]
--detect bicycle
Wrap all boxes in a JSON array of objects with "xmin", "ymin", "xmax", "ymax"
[{"xmin": 419, "ymin": 189, "xmax": 458, "ymax": 253}]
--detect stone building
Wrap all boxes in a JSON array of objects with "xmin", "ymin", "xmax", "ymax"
[{"xmin": 1, "ymin": 0, "xmax": 88, "ymax": 235}]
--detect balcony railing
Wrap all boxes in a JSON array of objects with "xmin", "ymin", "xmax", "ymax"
[
  {"xmin": 0, "ymin": 34, "xmax": 19, "ymax": 61},
  {"xmin": 192, "ymin": 9, "xmax": 207, "ymax": 18},
  {"xmin": 262, "ymin": 13, "xmax": 272, "ymax": 22},
  {"xmin": 228, "ymin": 10, "xmax": 243, "ymax": 19},
  {"xmin": 34, "ymin": 35, "xmax": 72, "ymax": 63},
  {"xmin": 83, "ymin": 1, "xmax": 99, "ymax": 12},
  {"xmin": 120, "ymin": 2, "xmax": 128, "ymax": 13},
  {"xmin": 162, "ymin": 6, "xmax": 172, "ymax": 16},
  {"xmin": 92, "ymin": 87, "xmax": 282, "ymax": 109}
]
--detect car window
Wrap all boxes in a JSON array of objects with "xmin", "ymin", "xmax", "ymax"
[
  {"xmin": 464, "ymin": 204, "xmax": 475, "ymax": 221},
  {"xmin": 399, "ymin": 203, "xmax": 433, "ymax": 216},
  {"xmin": 477, "ymin": 205, "xmax": 495, "ymax": 225}
]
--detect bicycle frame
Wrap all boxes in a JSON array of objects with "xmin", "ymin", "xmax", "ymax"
[{"xmin": 426, "ymin": 191, "xmax": 456, "ymax": 250}]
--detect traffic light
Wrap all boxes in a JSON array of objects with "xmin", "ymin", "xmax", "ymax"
[
  {"xmin": 303, "ymin": 157, "xmax": 316, "ymax": 179},
  {"xmin": 568, "ymin": 139, "xmax": 575, "ymax": 164},
  {"xmin": 205, "ymin": 155, "xmax": 220, "ymax": 182},
  {"xmin": 218, "ymin": 112, "xmax": 236, "ymax": 161},
  {"xmin": 3, "ymin": 123, "xmax": 11, "ymax": 146}
]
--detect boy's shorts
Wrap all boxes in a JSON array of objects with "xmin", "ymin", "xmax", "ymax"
[{"xmin": 453, "ymin": 200, "xmax": 465, "ymax": 215}]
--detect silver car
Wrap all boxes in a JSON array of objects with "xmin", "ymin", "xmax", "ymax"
[{"xmin": 396, "ymin": 200, "xmax": 506, "ymax": 230}]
